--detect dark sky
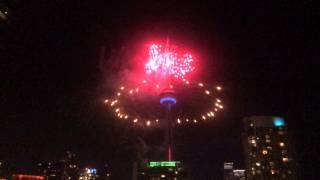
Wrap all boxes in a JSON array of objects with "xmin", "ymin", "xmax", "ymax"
[{"xmin": 1, "ymin": 0, "xmax": 317, "ymax": 179}]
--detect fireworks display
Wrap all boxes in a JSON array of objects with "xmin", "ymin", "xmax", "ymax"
[
  {"xmin": 145, "ymin": 44, "xmax": 195, "ymax": 82},
  {"xmin": 104, "ymin": 41, "xmax": 224, "ymax": 127},
  {"xmin": 104, "ymin": 80, "xmax": 224, "ymax": 127}
]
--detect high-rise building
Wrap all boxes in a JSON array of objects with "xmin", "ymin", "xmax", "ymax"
[{"xmin": 242, "ymin": 116, "xmax": 297, "ymax": 180}]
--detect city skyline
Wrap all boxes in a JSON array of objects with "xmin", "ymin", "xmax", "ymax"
[{"xmin": 1, "ymin": 1, "xmax": 314, "ymax": 179}]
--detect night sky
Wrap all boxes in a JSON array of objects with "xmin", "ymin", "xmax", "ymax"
[{"xmin": 1, "ymin": 1, "xmax": 317, "ymax": 179}]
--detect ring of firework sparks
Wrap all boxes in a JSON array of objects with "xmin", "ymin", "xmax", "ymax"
[{"xmin": 104, "ymin": 80, "xmax": 224, "ymax": 127}]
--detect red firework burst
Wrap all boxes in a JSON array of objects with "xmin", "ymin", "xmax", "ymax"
[{"xmin": 145, "ymin": 44, "xmax": 195, "ymax": 81}]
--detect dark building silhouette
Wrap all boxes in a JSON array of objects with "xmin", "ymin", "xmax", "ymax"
[
  {"xmin": 99, "ymin": 164, "xmax": 111, "ymax": 180},
  {"xmin": 0, "ymin": 161, "xmax": 5, "ymax": 179},
  {"xmin": 37, "ymin": 151, "xmax": 79, "ymax": 180}
]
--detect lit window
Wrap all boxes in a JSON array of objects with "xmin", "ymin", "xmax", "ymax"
[
  {"xmin": 256, "ymin": 162, "xmax": 261, "ymax": 167},
  {"xmin": 262, "ymin": 150, "xmax": 268, "ymax": 155},
  {"xmin": 249, "ymin": 136, "xmax": 256, "ymax": 144},
  {"xmin": 271, "ymin": 170, "xmax": 275, "ymax": 175},
  {"xmin": 269, "ymin": 162, "xmax": 275, "ymax": 166},
  {"xmin": 282, "ymin": 157, "xmax": 289, "ymax": 162},
  {"xmin": 250, "ymin": 123, "xmax": 254, "ymax": 127},
  {"xmin": 177, "ymin": 119, "xmax": 181, "ymax": 124},
  {"xmin": 267, "ymin": 146, "xmax": 272, "ymax": 150},
  {"xmin": 266, "ymin": 139, "xmax": 271, "ymax": 143},
  {"xmin": 280, "ymin": 142, "xmax": 285, "ymax": 147}
]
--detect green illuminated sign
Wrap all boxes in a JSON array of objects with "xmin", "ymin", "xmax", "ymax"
[{"xmin": 148, "ymin": 161, "xmax": 179, "ymax": 167}]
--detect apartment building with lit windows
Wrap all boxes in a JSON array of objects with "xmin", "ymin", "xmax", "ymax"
[{"xmin": 242, "ymin": 116, "xmax": 297, "ymax": 180}]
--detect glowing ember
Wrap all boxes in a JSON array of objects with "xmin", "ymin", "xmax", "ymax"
[{"xmin": 145, "ymin": 44, "xmax": 195, "ymax": 81}]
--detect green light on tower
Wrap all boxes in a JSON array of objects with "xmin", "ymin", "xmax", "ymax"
[{"xmin": 148, "ymin": 161, "xmax": 180, "ymax": 167}]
